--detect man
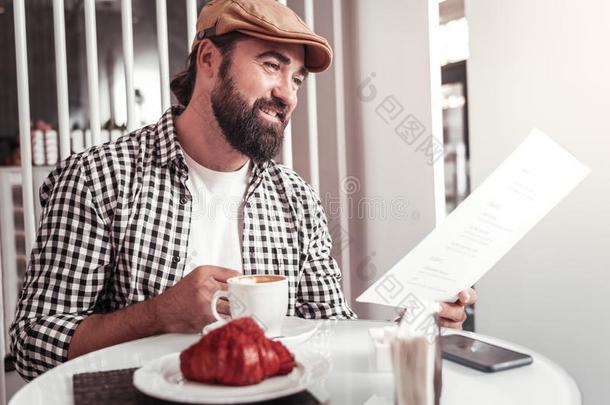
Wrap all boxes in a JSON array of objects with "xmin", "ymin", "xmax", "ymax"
[{"xmin": 10, "ymin": 0, "xmax": 475, "ymax": 380}]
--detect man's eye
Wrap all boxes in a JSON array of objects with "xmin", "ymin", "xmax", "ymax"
[
  {"xmin": 293, "ymin": 77, "xmax": 303, "ymax": 86},
  {"xmin": 264, "ymin": 62, "xmax": 280, "ymax": 70}
]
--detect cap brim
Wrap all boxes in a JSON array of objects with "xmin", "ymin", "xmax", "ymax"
[{"xmin": 237, "ymin": 29, "xmax": 332, "ymax": 73}]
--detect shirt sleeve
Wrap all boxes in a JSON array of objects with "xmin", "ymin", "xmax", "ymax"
[
  {"xmin": 9, "ymin": 156, "xmax": 112, "ymax": 380},
  {"xmin": 295, "ymin": 192, "xmax": 357, "ymax": 320}
]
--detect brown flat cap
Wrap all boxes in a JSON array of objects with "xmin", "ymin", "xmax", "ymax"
[{"xmin": 192, "ymin": 0, "xmax": 333, "ymax": 72}]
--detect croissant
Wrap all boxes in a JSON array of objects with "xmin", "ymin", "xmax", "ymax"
[{"xmin": 180, "ymin": 317, "xmax": 296, "ymax": 386}]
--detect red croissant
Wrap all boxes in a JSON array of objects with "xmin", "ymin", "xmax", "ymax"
[{"xmin": 180, "ymin": 317, "xmax": 296, "ymax": 386}]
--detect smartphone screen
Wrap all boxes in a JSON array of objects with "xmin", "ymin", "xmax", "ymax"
[{"xmin": 441, "ymin": 334, "xmax": 533, "ymax": 372}]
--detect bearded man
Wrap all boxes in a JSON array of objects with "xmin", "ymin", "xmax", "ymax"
[{"xmin": 10, "ymin": 0, "xmax": 475, "ymax": 380}]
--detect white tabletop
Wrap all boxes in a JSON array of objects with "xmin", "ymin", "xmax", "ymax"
[{"xmin": 9, "ymin": 319, "xmax": 581, "ymax": 405}]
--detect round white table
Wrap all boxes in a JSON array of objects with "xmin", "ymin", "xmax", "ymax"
[{"xmin": 9, "ymin": 320, "xmax": 580, "ymax": 405}]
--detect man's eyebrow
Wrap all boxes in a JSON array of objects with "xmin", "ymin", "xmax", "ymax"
[
  {"xmin": 256, "ymin": 50, "xmax": 290, "ymax": 64},
  {"xmin": 256, "ymin": 50, "xmax": 309, "ymax": 78}
]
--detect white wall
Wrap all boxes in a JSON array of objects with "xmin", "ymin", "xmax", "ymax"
[
  {"xmin": 343, "ymin": 0, "xmax": 445, "ymax": 319},
  {"xmin": 289, "ymin": 0, "xmax": 444, "ymax": 319},
  {"xmin": 466, "ymin": 1, "xmax": 610, "ymax": 403}
]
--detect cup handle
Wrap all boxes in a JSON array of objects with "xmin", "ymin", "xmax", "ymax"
[{"xmin": 211, "ymin": 290, "xmax": 230, "ymax": 322}]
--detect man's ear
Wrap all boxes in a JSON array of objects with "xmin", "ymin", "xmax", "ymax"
[{"xmin": 196, "ymin": 39, "xmax": 221, "ymax": 79}]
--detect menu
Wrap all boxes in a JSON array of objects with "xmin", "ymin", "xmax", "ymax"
[{"xmin": 357, "ymin": 129, "xmax": 590, "ymax": 306}]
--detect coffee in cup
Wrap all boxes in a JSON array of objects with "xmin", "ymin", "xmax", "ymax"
[{"xmin": 210, "ymin": 274, "xmax": 288, "ymax": 337}]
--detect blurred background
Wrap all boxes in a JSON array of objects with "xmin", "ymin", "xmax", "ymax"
[{"xmin": 0, "ymin": 0, "xmax": 608, "ymax": 404}]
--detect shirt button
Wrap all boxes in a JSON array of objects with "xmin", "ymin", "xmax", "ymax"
[
  {"xmin": 172, "ymin": 255, "xmax": 181, "ymax": 264},
  {"xmin": 180, "ymin": 196, "xmax": 189, "ymax": 205}
]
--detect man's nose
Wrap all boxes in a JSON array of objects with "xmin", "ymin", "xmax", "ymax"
[{"xmin": 271, "ymin": 75, "xmax": 298, "ymax": 114}]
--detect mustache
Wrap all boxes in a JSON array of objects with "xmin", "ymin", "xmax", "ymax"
[{"xmin": 254, "ymin": 97, "xmax": 288, "ymax": 124}]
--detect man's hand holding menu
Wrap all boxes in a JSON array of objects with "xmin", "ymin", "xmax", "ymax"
[{"xmin": 358, "ymin": 129, "xmax": 590, "ymax": 312}]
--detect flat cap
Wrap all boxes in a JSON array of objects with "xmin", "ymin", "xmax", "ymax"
[{"xmin": 192, "ymin": 0, "xmax": 333, "ymax": 72}]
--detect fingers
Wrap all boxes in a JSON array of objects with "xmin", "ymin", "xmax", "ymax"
[
  {"xmin": 457, "ymin": 288, "xmax": 477, "ymax": 306},
  {"xmin": 438, "ymin": 288, "xmax": 475, "ymax": 330},
  {"xmin": 439, "ymin": 319, "xmax": 464, "ymax": 329},
  {"xmin": 439, "ymin": 302, "xmax": 466, "ymax": 329},
  {"xmin": 193, "ymin": 265, "xmax": 241, "ymax": 282},
  {"xmin": 215, "ymin": 298, "xmax": 231, "ymax": 315},
  {"xmin": 210, "ymin": 266, "xmax": 241, "ymax": 281},
  {"xmin": 439, "ymin": 302, "xmax": 468, "ymax": 323}
]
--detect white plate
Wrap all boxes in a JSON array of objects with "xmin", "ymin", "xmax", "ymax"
[
  {"xmin": 202, "ymin": 316, "xmax": 320, "ymax": 346},
  {"xmin": 133, "ymin": 350, "xmax": 326, "ymax": 404}
]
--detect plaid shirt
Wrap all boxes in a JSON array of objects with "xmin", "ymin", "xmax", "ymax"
[{"xmin": 10, "ymin": 107, "xmax": 355, "ymax": 380}]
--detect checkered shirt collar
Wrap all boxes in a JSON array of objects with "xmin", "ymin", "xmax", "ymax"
[{"xmin": 153, "ymin": 106, "xmax": 270, "ymax": 178}]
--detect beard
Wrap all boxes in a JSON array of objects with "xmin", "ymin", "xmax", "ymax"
[{"xmin": 210, "ymin": 66, "xmax": 289, "ymax": 163}]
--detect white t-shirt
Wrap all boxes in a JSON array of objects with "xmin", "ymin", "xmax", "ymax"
[{"xmin": 182, "ymin": 150, "xmax": 251, "ymax": 276}]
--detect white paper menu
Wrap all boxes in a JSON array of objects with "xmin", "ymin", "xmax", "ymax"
[{"xmin": 357, "ymin": 129, "xmax": 590, "ymax": 307}]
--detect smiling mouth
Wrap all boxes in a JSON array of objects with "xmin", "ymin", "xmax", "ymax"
[{"xmin": 258, "ymin": 107, "xmax": 284, "ymax": 123}]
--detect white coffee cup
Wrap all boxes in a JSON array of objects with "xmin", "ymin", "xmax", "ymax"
[{"xmin": 210, "ymin": 274, "xmax": 288, "ymax": 337}]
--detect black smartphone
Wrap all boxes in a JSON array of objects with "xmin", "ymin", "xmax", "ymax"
[{"xmin": 441, "ymin": 334, "xmax": 533, "ymax": 372}]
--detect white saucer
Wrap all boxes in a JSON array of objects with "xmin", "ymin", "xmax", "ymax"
[
  {"xmin": 133, "ymin": 352, "xmax": 320, "ymax": 404},
  {"xmin": 202, "ymin": 316, "xmax": 320, "ymax": 346}
]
